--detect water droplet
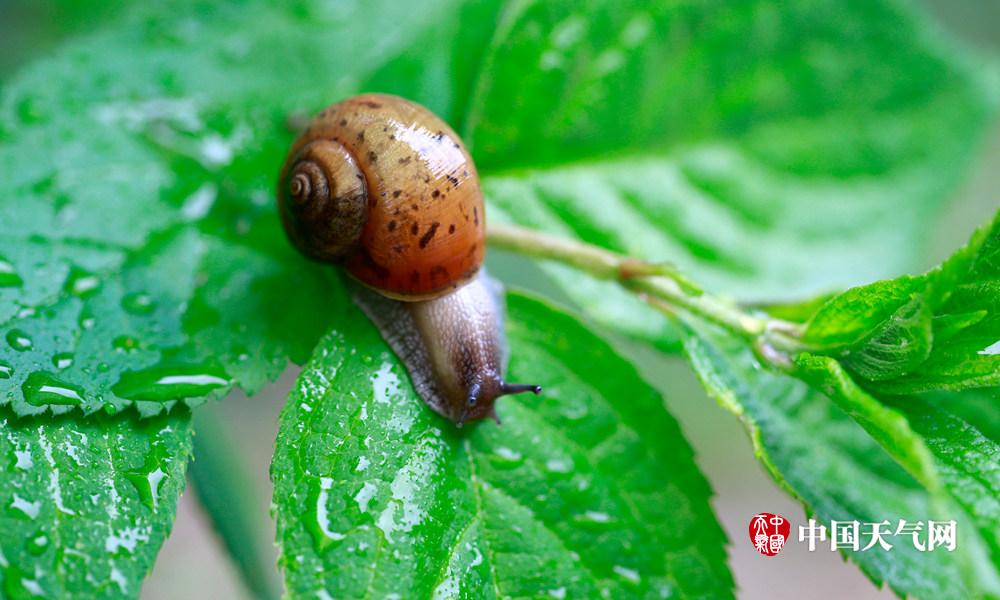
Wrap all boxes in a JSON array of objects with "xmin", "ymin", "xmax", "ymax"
[
  {"xmin": 63, "ymin": 266, "xmax": 100, "ymax": 298},
  {"xmin": 491, "ymin": 446, "xmax": 523, "ymax": 469},
  {"xmin": 0, "ymin": 361, "xmax": 13, "ymax": 379},
  {"xmin": 0, "ymin": 257, "xmax": 22, "ymax": 287},
  {"xmin": 545, "ymin": 458, "xmax": 573, "ymax": 474},
  {"xmin": 22, "ymin": 372, "xmax": 85, "ymax": 406},
  {"xmin": 573, "ymin": 510, "xmax": 615, "ymax": 531},
  {"xmin": 79, "ymin": 306, "xmax": 96, "ymax": 330},
  {"xmin": 307, "ymin": 477, "xmax": 346, "ymax": 552},
  {"xmin": 6, "ymin": 329, "xmax": 33, "ymax": 351},
  {"xmin": 113, "ymin": 362, "xmax": 230, "ymax": 401},
  {"xmin": 105, "ymin": 526, "xmax": 149, "ymax": 554},
  {"xmin": 10, "ymin": 494, "xmax": 41, "ymax": 520},
  {"xmin": 52, "ymin": 353, "xmax": 74, "ymax": 370},
  {"xmin": 13, "ymin": 449, "xmax": 33, "ymax": 470},
  {"xmin": 354, "ymin": 481, "xmax": 377, "ymax": 513},
  {"xmin": 122, "ymin": 293, "xmax": 155, "ymax": 315},
  {"xmin": 125, "ymin": 441, "xmax": 171, "ymax": 510},
  {"xmin": 26, "ymin": 533, "xmax": 49, "ymax": 556},
  {"xmin": 613, "ymin": 565, "xmax": 641, "ymax": 586},
  {"xmin": 371, "ymin": 363, "xmax": 399, "ymax": 404},
  {"xmin": 112, "ymin": 336, "xmax": 139, "ymax": 352}
]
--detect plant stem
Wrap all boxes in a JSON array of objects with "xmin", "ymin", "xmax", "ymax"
[{"xmin": 487, "ymin": 222, "xmax": 804, "ymax": 355}]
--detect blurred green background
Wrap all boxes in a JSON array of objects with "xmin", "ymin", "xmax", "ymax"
[{"xmin": 1, "ymin": 0, "xmax": 997, "ymax": 598}]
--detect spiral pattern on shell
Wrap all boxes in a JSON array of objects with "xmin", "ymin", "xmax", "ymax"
[
  {"xmin": 288, "ymin": 161, "xmax": 327, "ymax": 205},
  {"xmin": 278, "ymin": 140, "xmax": 369, "ymax": 263}
]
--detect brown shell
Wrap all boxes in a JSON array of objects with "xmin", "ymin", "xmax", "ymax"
[{"xmin": 278, "ymin": 93, "xmax": 486, "ymax": 300}]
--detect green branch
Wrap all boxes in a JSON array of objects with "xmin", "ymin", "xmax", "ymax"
[{"xmin": 487, "ymin": 222, "xmax": 805, "ymax": 365}]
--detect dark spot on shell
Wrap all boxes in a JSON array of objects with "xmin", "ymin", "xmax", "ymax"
[
  {"xmin": 398, "ymin": 156, "xmax": 412, "ymax": 165},
  {"xmin": 410, "ymin": 271, "xmax": 420, "ymax": 285},
  {"xmin": 387, "ymin": 220, "xmax": 397, "ymax": 232},
  {"xmin": 359, "ymin": 247, "xmax": 390, "ymax": 280},
  {"xmin": 356, "ymin": 131, "xmax": 365, "ymax": 142},
  {"xmin": 339, "ymin": 119, "xmax": 347, "ymax": 126},
  {"xmin": 410, "ymin": 223, "xmax": 419, "ymax": 235},
  {"xmin": 411, "ymin": 204, "xmax": 418, "ymax": 211},
  {"xmin": 430, "ymin": 265, "xmax": 449, "ymax": 285},
  {"xmin": 446, "ymin": 175, "xmax": 459, "ymax": 187},
  {"xmin": 367, "ymin": 151, "xmax": 378, "ymax": 163},
  {"xmin": 473, "ymin": 207, "xmax": 479, "ymax": 225},
  {"xmin": 463, "ymin": 169, "xmax": 469, "ymax": 177},
  {"xmin": 453, "ymin": 143, "xmax": 460, "ymax": 149},
  {"xmin": 362, "ymin": 101, "xmax": 383, "ymax": 109},
  {"xmin": 448, "ymin": 224, "xmax": 456, "ymax": 234},
  {"xmin": 435, "ymin": 131, "xmax": 445, "ymax": 142},
  {"xmin": 418, "ymin": 222, "xmax": 440, "ymax": 249},
  {"xmin": 467, "ymin": 243, "xmax": 477, "ymax": 256},
  {"xmin": 393, "ymin": 190, "xmax": 402, "ymax": 198},
  {"xmin": 393, "ymin": 244, "xmax": 405, "ymax": 254},
  {"xmin": 431, "ymin": 190, "xmax": 440, "ymax": 198}
]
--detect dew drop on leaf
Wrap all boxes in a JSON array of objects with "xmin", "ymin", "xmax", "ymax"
[
  {"xmin": 22, "ymin": 372, "xmax": 85, "ymax": 406},
  {"xmin": 491, "ymin": 446, "xmax": 524, "ymax": 469},
  {"xmin": 51, "ymin": 353, "xmax": 74, "ymax": 370},
  {"xmin": 612, "ymin": 565, "xmax": 641, "ymax": 586},
  {"xmin": 306, "ymin": 476, "xmax": 346, "ymax": 552},
  {"xmin": 6, "ymin": 329, "xmax": 33, "ymax": 352},
  {"xmin": 0, "ymin": 256, "xmax": 23, "ymax": 287},
  {"xmin": 124, "ymin": 438, "xmax": 172, "ymax": 511},
  {"xmin": 573, "ymin": 510, "xmax": 615, "ymax": 531},
  {"xmin": 78, "ymin": 306, "xmax": 96, "ymax": 330},
  {"xmin": 112, "ymin": 335, "xmax": 139, "ymax": 353},
  {"xmin": 10, "ymin": 494, "xmax": 41, "ymax": 520},
  {"xmin": 26, "ymin": 533, "xmax": 49, "ymax": 556},
  {"xmin": 63, "ymin": 266, "xmax": 101, "ymax": 298},
  {"xmin": 111, "ymin": 363, "xmax": 230, "ymax": 402},
  {"xmin": 12, "ymin": 448, "xmax": 33, "ymax": 471},
  {"xmin": 0, "ymin": 360, "xmax": 13, "ymax": 379},
  {"xmin": 121, "ymin": 292, "xmax": 155, "ymax": 315}
]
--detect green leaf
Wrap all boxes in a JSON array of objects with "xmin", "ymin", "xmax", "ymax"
[
  {"xmin": 681, "ymin": 324, "xmax": 1000, "ymax": 598},
  {"xmin": 793, "ymin": 354, "xmax": 1000, "ymax": 587},
  {"xmin": 802, "ymin": 209, "xmax": 1000, "ymax": 392},
  {"xmin": 271, "ymin": 288, "xmax": 732, "ymax": 599},
  {"xmin": 0, "ymin": 409, "xmax": 192, "ymax": 598},
  {"xmin": 885, "ymin": 393, "xmax": 1000, "ymax": 569},
  {"xmin": 481, "ymin": 0, "xmax": 995, "ymax": 351}
]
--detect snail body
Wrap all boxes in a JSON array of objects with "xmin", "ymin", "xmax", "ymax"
[{"xmin": 278, "ymin": 93, "xmax": 539, "ymax": 425}]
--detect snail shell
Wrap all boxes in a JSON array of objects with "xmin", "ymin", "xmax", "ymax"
[
  {"xmin": 278, "ymin": 93, "xmax": 485, "ymax": 300},
  {"xmin": 278, "ymin": 94, "xmax": 539, "ymax": 425}
]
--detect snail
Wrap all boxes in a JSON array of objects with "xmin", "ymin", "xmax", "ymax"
[{"xmin": 277, "ymin": 93, "xmax": 541, "ymax": 426}]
